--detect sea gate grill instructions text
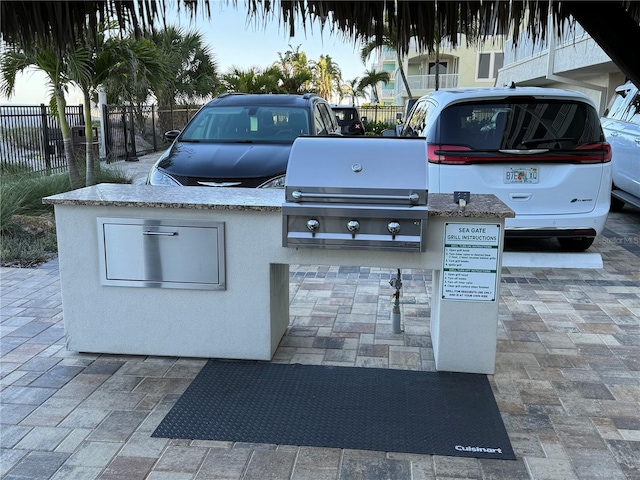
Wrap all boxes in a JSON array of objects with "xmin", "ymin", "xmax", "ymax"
[{"xmin": 442, "ymin": 223, "xmax": 501, "ymax": 301}]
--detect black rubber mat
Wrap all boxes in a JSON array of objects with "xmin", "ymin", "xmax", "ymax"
[{"xmin": 152, "ymin": 360, "xmax": 515, "ymax": 460}]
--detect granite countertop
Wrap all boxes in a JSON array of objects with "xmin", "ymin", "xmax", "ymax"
[
  {"xmin": 43, "ymin": 184, "xmax": 284, "ymax": 212},
  {"xmin": 427, "ymin": 193, "xmax": 515, "ymax": 218},
  {"xmin": 44, "ymin": 184, "xmax": 515, "ymax": 218}
]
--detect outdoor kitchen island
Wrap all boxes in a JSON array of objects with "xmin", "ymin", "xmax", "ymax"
[{"xmin": 45, "ymin": 184, "xmax": 514, "ymax": 374}]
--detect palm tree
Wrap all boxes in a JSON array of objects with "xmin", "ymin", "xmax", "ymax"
[
  {"xmin": 1, "ymin": 39, "xmax": 84, "ymax": 188},
  {"xmin": 273, "ymin": 45, "xmax": 313, "ymax": 94},
  {"xmin": 360, "ymin": 23, "xmax": 412, "ymax": 99},
  {"xmin": 148, "ymin": 26, "xmax": 220, "ymax": 107},
  {"xmin": 100, "ymin": 35, "xmax": 166, "ymax": 107},
  {"xmin": 222, "ymin": 66, "xmax": 283, "ymax": 93},
  {"xmin": 68, "ymin": 24, "xmax": 164, "ymax": 185},
  {"xmin": 139, "ymin": 26, "xmax": 220, "ymax": 135},
  {"xmin": 358, "ymin": 69, "xmax": 391, "ymax": 104},
  {"xmin": 310, "ymin": 54, "xmax": 342, "ymax": 100},
  {"xmin": 342, "ymin": 78, "xmax": 367, "ymax": 106}
]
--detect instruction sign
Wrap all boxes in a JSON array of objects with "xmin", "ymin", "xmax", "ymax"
[{"xmin": 442, "ymin": 223, "xmax": 501, "ymax": 301}]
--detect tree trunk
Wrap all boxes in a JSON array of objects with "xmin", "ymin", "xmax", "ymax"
[
  {"xmin": 55, "ymin": 89, "xmax": 82, "ymax": 189},
  {"xmin": 83, "ymin": 89, "xmax": 96, "ymax": 186},
  {"xmin": 435, "ymin": 41, "xmax": 440, "ymax": 91},
  {"xmin": 157, "ymin": 93, "xmax": 175, "ymax": 139},
  {"xmin": 397, "ymin": 55, "xmax": 413, "ymax": 100}
]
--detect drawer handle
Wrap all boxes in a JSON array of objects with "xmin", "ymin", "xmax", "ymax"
[{"xmin": 143, "ymin": 231, "xmax": 178, "ymax": 236}]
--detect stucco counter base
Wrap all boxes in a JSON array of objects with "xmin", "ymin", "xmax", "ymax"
[{"xmin": 45, "ymin": 184, "xmax": 514, "ymax": 373}]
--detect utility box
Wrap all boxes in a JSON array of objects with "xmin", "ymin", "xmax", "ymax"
[
  {"xmin": 71, "ymin": 125, "xmax": 99, "ymax": 159},
  {"xmin": 71, "ymin": 125, "xmax": 98, "ymax": 145}
]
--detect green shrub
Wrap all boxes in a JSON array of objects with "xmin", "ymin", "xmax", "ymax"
[
  {"xmin": 0, "ymin": 227, "xmax": 58, "ymax": 268},
  {"xmin": 96, "ymin": 164, "xmax": 132, "ymax": 184},
  {"xmin": 1, "ymin": 165, "xmax": 132, "ymax": 230},
  {"xmin": 0, "ymin": 173, "xmax": 71, "ymax": 224},
  {"xmin": 0, "ymin": 162, "xmax": 132, "ymax": 266},
  {"xmin": 362, "ymin": 119, "xmax": 397, "ymax": 136},
  {"xmin": 0, "ymin": 161, "xmax": 35, "ymax": 177}
]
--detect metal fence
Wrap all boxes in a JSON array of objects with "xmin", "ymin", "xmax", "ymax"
[
  {"xmin": 0, "ymin": 104, "xmax": 84, "ymax": 174},
  {"xmin": 358, "ymin": 105, "xmax": 405, "ymax": 125},
  {"xmin": 102, "ymin": 103, "xmax": 204, "ymax": 161},
  {"xmin": 1, "ymin": 103, "xmax": 206, "ymax": 174},
  {"xmin": 1, "ymin": 103, "xmax": 402, "ymax": 174}
]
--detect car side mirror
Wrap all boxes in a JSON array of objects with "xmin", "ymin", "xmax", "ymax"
[
  {"xmin": 361, "ymin": 116, "xmax": 367, "ymax": 123},
  {"xmin": 164, "ymin": 130, "xmax": 181, "ymax": 143}
]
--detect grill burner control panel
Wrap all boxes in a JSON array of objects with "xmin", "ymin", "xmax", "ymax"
[
  {"xmin": 306, "ymin": 218, "xmax": 408, "ymax": 238},
  {"xmin": 282, "ymin": 204, "xmax": 428, "ymax": 252}
]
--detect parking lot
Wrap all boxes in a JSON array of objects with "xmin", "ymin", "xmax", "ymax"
[{"xmin": 1, "ymin": 172, "xmax": 639, "ymax": 478}]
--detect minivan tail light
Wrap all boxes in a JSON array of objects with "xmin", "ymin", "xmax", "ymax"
[
  {"xmin": 575, "ymin": 142, "xmax": 612, "ymax": 163},
  {"xmin": 428, "ymin": 143, "xmax": 612, "ymax": 165},
  {"xmin": 427, "ymin": 145, "xmax": 472, "ymax": 164}
]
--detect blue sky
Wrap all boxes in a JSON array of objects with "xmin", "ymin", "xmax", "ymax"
[{"xmin": 1, "ymin": 3, "xmax": 368, "ymax": 105}]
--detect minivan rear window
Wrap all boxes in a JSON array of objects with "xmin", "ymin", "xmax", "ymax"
[{"xmin": 437, "ymin": 101, "xmax": 602, "ymax": 151}]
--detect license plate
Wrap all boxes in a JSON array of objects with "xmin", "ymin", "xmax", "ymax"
[{"xmin": 504, "ymin": 167, "xmax": 538, "ymax": 183}]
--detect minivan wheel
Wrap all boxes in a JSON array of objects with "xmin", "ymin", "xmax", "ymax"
[
  {"xmin": 557, "ymin": 237, "xmax": 594, "ymax": 251},
  {"xmin": 610, "ymin": 195, "xmax": 625, "ymax": 211}
]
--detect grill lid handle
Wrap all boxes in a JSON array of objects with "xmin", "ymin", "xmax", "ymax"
[{"xmin": 291, "ymin": 190, "xmax": 421, "ymax": 203}]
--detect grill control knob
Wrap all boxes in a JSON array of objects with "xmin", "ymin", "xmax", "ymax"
[
  {"xmin": 346, "ymin": 220, "xmax": 360, "ymax": 234},
  {"xmin": 387, "ymin": 221, "xmax": 401, "ymax": 235},
  {"xmin": 306, "ymin": 219, "xmax": 320, "ymax": 232}
]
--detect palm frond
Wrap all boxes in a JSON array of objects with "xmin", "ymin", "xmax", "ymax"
[
  {"xmin": 4, "ymin": 1, "xmax": 640, "ymax": 56},
  {"xmin": 3, "ymin": 1, "xmax": 640, "ymax": 86}
]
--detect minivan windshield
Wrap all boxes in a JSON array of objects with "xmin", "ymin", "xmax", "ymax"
[
  {"xmin": 180, "ymin": 106, "xmax": 310, "ymax": 142},
  {"xmin": 437, "ymin": 101, "xmax": 602, "ymax": 150}
]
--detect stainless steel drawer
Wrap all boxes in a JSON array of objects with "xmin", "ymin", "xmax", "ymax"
[{"xmin": 97, "ymin": 218, "xmax": 225, "ymax": 290}]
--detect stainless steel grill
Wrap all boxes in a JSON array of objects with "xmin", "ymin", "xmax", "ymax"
[{"xmin": 282, "ymin": 136, "xmax": 428, "ymax": 252}]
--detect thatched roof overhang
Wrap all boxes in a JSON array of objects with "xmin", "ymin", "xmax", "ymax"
[{"xmin": 2, "ymin": 1, "xmax": 640, "ymax": 87}]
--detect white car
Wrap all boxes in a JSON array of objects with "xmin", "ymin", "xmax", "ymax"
[
  {"xmin": 600, "ymin": 81, "xmax": 640, "ymax": 210},
  {"xmin": 395, "ymin": 85, "xmax": 612, "ymax": 251}
]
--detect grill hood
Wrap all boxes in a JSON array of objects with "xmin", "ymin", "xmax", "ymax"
[
  {"xmin": 285, "ymin": 136, "xmax": 428, "ymax": 205},
  {"xmin": 283, "ymin": 136, "xmax": 429, "ymax": 252}
]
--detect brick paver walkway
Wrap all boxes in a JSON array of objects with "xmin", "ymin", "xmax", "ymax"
[{"xmin": 1, "ymin": 205, "xmax": 639, "ymax": 479}]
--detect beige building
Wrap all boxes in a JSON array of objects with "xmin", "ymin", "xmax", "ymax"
[
  {"xmin": 375, "ymin": 35, "xmax": 506, "ymax": 107},
  {"xmin": 375, "ymin": 16, "xmax": 625, "ymax": 116},
  {"xmin": 495, "ymin": 19, "xmax": 624, "ymax": 115}
]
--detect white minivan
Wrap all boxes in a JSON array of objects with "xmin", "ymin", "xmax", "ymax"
[
  {"xmin": 395, "ymin": 85, "xmax": 612, "ymax": 251},
  {"xmin": 600, "ymin": 81, "xmax": 640, "ymax": 210}
]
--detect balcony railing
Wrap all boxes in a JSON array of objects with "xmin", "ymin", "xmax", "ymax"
[
  {"xmin": 395, "ymin": 74, "xmax": 459, "ymax": 97},
  {"xmin": 503, "ymin": 17, "xmax": 588, "ymax": 66}
]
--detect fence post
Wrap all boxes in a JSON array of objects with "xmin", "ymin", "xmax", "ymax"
[
  {"xmin": 40, "ymin": 104, "xmax": 53, "ymax": 174},
  {"xmin": 128, "ymin": 106, "xmax": 137, "ymax": 160},
  {"xmin": 98, "ymin": 90, "xmax": 107, "ymax": 159},
  {"xmin": 151, "ymin": 104, "xmax": 157, "ymax": 152},
  {"xmin": 103, "ymin": 104, "xmax": 113, "ymax": 162},
  {"xmin": 121, "ymin": 107, "xmax": 129, "ymax": 160}
]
